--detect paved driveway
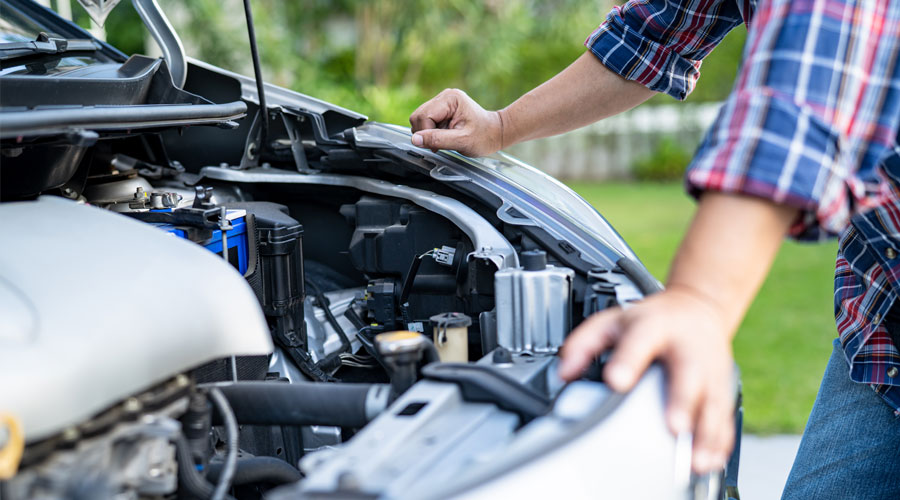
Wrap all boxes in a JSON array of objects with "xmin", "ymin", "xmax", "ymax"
[{"xmin": 738, "ymin": 435, "xmax": 802, "ymax": 499}]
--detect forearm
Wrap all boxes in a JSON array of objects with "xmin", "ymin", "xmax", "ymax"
[
  {"xmin": 666, "ymin": 192, "xmax": 797, "ymax": 338},
  {"xmin": 499, "ymin": 52, "xmax": 656, "ymax": 147}
]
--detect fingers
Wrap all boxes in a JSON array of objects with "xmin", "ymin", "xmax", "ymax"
[
  {"xmin": 409, "ymin": 89, "xmax": 462, "ymax": 133},
  {"xmin": 558, "ymin": 309, "xmax": 623, "ymax": 381},
  {"xmin": 601, "ymin": 315, "xmax": 664, "ymax": 392},
  {"xmin": 690, "ymin": 374, "xmax": 735, "ymax": 473},
  {"xmin": 558, "ymin": 289, "xmax": 736, "ymax": 476},
  {"xmin": 665, "ymin": 352, "xmax": 703, "ymax": 435},
  {"xmin": 411, "ymin": 128, "xmax": 468, "ymax": 152}
]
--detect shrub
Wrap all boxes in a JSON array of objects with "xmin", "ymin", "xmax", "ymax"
[{"xmin": 631, "ymin": 136, "xmax": 693, "ymax": 182}]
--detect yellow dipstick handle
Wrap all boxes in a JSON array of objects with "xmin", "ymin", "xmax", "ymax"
[{"xmin": 0, "ymin": 414, "xmax": 24, "ymax": 479}]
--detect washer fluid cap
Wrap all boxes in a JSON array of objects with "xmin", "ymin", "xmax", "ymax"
[
  {"xmin": 521, "ymin": 250, "xmax": 547, "ymax": 271},
  {"xmin": 429, "ymin": 312, "xmax": 472, "ymax": 328}
]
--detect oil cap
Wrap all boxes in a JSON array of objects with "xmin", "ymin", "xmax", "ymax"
[
  {"xmin": 375, "ymin": 331, "xmax": 428, "ymax": 399},
  {"xmin": 521, "ymin": 250, "xmax": 547, "ymax": 271},
  {"xmin": 375, "ymin": 330, "xmax": 428, "ymax": 356}
]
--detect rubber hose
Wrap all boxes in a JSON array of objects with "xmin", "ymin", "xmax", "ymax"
[
  {"xmin": 174, "ymin": 436, "xmax": 220, "ymax": 500},
  {"xmin": 205, "ymin": 456, "xmax": 303, "ymax": 486},
  {"xmin": 207, "ymin": 381, "xmax": 383, "ymax": 428},
  {"xmin": 208, "ymin": 388, "xmax": 238, "ymax": 500},
  {"xmin": 616, "ymin": 257, "xmax": 664, "ymax": 295}
]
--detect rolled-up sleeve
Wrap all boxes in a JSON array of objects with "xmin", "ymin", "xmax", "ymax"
[
  {"xmin": 585, "ymin": 0, "xmax": 744, "ymax": 100},
  {"xmin": 686, "ymin": 0, "xmax": 900, "ymax": 240}
]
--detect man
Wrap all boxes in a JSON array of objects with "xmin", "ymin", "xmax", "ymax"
[{"xmin": 408, "ymin": 0, "xmax": 900, "ymax": 496}]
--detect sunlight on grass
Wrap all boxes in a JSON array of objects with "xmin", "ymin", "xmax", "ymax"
[{"xmin": 568, "ymin": 181, "xmax": 838, "ymax": 434}]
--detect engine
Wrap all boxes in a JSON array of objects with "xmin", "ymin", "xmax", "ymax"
[{"xmin": 1, "ymin": 145, "xmax": 620, "ymax": 499}]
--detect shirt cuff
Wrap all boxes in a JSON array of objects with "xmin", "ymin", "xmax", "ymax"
[
  {"xmin": 584, "ymin": 7, "xmax": 702, "ymax": 101},
  {"xmin": 685, "ymin": 87, "xmax": 849, "ymax": 241}
]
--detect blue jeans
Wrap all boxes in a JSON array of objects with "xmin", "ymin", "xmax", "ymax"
[{"xmin": 782, "ymin": 339, "xmax": 900, "ymax": 498}]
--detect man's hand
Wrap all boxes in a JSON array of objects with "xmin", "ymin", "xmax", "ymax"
[
  {"xmin": 409, "ymin": 89, "xmax": 503, "ymax": 157},
  {"xmin": 408, "ymin": 53, "xmax": 655, "ymax": 156},
  {"xmin": 559, "ymin": 192, "xmax": 797, "ymax": 474},
  {"xmin": 558, "ymin": 286, "xmax": 736, "ymax": 473}
]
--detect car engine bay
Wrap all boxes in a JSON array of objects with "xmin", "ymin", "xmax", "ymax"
[
  {"xmin": 1, "ymin": 103, "xmax": 651, "ymax": 498},
  {"xmin": 0, "ymin": 1, "xmax": 693, "ymax": 498}
]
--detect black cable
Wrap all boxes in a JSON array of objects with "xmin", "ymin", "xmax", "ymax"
[
  {"xmin": 242, "ymin": 0, "xmax": 268, "ymax": 150},
  {"xmin": 399, "ymin": 253, "xmax": 425, "ymax": 306},
  {"xmin": 396, "ymin": 252, "xmax": 429, "ymax": 330},
  {"xmin": 616, "ymin": 257, "xmax": 664, "ymax": 295},
  {"xmin": 306, "ymin": 279, "xmax": 352, "ymax": 353},
  {"xmin": 208, "ymin": 388, "xmax": 238, "ymax": 500}
]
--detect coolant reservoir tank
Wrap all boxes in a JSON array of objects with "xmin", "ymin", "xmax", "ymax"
[
  {"xmin": 429, "ymin": 312, "xmax": 471, "ymax": 362},
  {"xmin": 495, "ymin": 250, "xmax": 574, "ymax": 354}
]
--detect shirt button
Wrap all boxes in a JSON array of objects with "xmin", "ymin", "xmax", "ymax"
[
  {"xmin": 887, "ymin": 248, "xmax": 898, "ymax": 259},
  {"xmin": 889, "ymin": 367, "xmax": 899, "ymax": 378},
  {"xmin": 874, "ymin": 313, "xmax": 882, "ymax": 323}
]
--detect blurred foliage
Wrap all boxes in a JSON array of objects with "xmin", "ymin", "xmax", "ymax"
[
  {"xmin": 72, "ymin": 0, "xmax": 746, "ymax": 125},
  {"xmin": 631, "ymin": 136, "xmax": 693, "ymax": 181}
]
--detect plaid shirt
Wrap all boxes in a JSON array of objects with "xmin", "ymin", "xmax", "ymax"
[{"xmin": 586, "ymin": 0, "xmax": 900, "ymax": 412}]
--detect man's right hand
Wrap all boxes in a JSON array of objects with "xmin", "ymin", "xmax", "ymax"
[{"xmin": 409, "ymin": 89, "xmax": 504, "ymax": 157}]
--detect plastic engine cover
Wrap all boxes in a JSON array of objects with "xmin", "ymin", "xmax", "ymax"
[{"xmin": 0, "ymin": 197, "xmax": 272, "ymax": 442}]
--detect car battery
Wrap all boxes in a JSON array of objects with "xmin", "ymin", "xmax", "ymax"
[
  {"xmin": 150, "ymin": 208, "xmax": 250, "ymax": 275},
  {"xmin": 224, "ymin": 202, "xmax": 306, "ymax": 348}
]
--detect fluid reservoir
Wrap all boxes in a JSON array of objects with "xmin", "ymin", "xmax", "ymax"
[{"xmin": 429, "ymin": 312, "xmax": 471, "ymax": 362}]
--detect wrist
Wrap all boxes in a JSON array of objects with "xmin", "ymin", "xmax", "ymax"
[{"xmin": 495, "ymin": 108, "xmax": 515, "ymax": 150}]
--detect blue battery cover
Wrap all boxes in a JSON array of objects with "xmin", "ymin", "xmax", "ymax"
[{"xmin": 151, "ymin": 209, "xmax": 250, "ymax": 274}]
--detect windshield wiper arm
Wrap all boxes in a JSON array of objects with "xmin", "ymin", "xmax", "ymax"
[{"xmin": 0, "ymin": 32, "xmax": 99, "ymax": 62}]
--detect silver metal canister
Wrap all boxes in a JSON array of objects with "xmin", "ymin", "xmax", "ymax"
[{"xmin": 494, "ymin": 250, "xmax": 574, "ymax": 354}]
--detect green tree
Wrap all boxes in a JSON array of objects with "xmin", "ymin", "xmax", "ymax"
[{"xmin": 90, "ymin": 0, "xmax": 745, "ymax": 124}]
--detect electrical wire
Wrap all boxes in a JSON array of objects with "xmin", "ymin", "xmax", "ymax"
[
  {"xmin": 208, "ymin": 387, "xmax": 239, "ymax": 500},
  {"xmin": 339, "ymin": 351, "xmax": 379, "ymax": 369}
]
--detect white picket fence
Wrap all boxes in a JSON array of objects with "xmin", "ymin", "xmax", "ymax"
[{"xmin": 506, "ymin": 102, "xmax": 722, "ymax": 181}]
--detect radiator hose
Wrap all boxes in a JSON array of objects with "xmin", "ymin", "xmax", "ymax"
[
  {"xmin": 205, "ymin": 456, "xmax": 303, "ymax": 486},
  {"xmin": 206, "ymin": 381, "xmax": 390, "ymax": 428}
]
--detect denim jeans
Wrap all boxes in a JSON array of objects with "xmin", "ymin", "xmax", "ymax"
[{"xmin": 782, "ymin": 339, "xmax": 900, "ymax": 499}]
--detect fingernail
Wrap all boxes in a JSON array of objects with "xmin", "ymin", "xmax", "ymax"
[
  {"xmin": 411, "ymin": 134, "xmax": 423, "ymax": 146},
  {"xmin": 668, "ymin": 410, "xmax": 689, "ymax": 434},
  {"xmin": 605, "ymin": 364, "xmax": 631, "ymax": 390}
]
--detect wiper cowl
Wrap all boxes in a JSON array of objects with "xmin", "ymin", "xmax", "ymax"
[{"xmin": 0, "ymin": 32, "xmax": 98, "ymax": 62}]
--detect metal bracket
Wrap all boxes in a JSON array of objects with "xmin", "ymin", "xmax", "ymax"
[
  {"xmin": 429, "ymin": 164, "xmax": 469, "ymax": 182},
  {"xmin": 496, "ymin": 201, "xmax": 537, "ymax": 226},
  {"xmin": 132, "ymin": 0, "xmax": 186, "ymax": 88},
  {"xmin": 277, "ymin": 108, "xmax": 316, "ymax": 174}
]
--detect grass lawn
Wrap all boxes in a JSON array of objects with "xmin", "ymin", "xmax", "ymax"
[{"xmin": 568, "ymin": 181, "xmax": 838, "ymax": 434}]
